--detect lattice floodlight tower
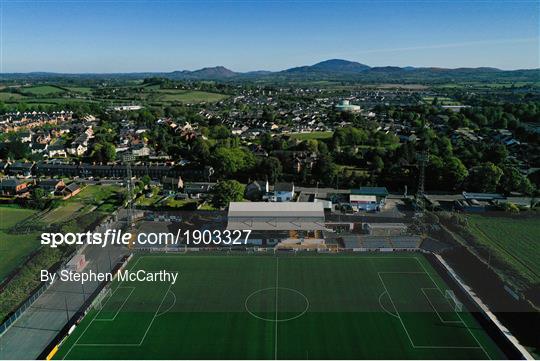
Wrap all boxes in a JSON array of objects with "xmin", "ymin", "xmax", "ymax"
[
  {"xmin": 415, "ymin": 150, "xmax": 429, "ymax": 214},
  {"xmin": 411, "ymin": 149, "xmax": 430, "ymax": 236},
  {"xmin": 122, "ymin": 153, "xmax": 136, "ymax": 228}
]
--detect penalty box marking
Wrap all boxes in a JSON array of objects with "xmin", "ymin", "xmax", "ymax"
[
  {"xmin": 377, "ymin": 265, "xmax": 488, "ymax": 356},
  {"xmin": 72, "ymin": 283, "xmax": 173, "ymax": 348},
  {"xmin": 414, "ymin": 258, "xmax": 490, "ymax": 359},
  {"xmin": 94, "ymin": 287, "xmax": 135, "ymax": 322},
  {"xmin": 63, "ymin": 255, "xmax": 173, "ymax": 357}
]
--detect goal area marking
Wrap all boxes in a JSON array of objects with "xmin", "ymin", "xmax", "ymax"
[{"xmin": 378, "ymin": 272, "xmax": 488, "ymax": 355}]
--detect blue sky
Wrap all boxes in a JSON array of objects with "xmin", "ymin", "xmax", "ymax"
[{"xmin": 1, "ymin": 0, "xmax": 539, "ymax": 72}]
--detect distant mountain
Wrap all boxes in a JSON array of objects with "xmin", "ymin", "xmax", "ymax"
[
  {"xmin": 169, "ymin": 66, "xmax": 237, "ymax": 79},
  {"xmin": 284, "ymin": 59, "xmax": 370, "ymax": 75},
  {"xmin": 369, "ymin": 66, "xmax": 404, "ymax": 72},
  {"xmin": 2, "ymin": 60, "xmax": 539, "ymax": 83}
]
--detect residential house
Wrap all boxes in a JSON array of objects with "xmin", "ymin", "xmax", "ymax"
[
  {"xmin": 184, "ymin": 182, "xmax": 215, "ymax": 198},
  {"xmin": 31, "ymin": 143, "xmax": 49, "ymax": 155},
  {"xmin": 266, "ymin": 182, "xmax": 295, "ymax": 202},
  {"xmin": 132, "ymin": 143, "xmax": 151, "ymax": 157},
  {"xmin": 47, "ymin": 142, "xmax": 68, "ymax": 158},
  {"xmin": 9, "ymin": 162, "xmax": 34, "ymax": 178},
  {"xmin": 19, "ymin": 131, "xmax": 33, "ymax": 143},
  {"xmin": 245, "ymin": 180, "xmax": 269, "ymax": 201},
  {"xmin": 67, "ymin": 143, "xmax": 88, "ymax": 157},
  {"xmin": 162, "ymin": 176, "xmax": 184, "ymax": 194},
  {"xmin": 292, "ymin": 152, "xmax": 318, "ymax": 173},
  {"xmin": 0, "ymin": 160, "xmax": 11, "ymax": 174},
  {"xmin": 39, "ymin": 178, "xmax": 65, "ymax": 194},
  {"xmin": 62, "ymin": 183, "xmax": 81, "ymax": 199},
  {"xmin": 36, "ymin": 162, "xmax": 79, "ymax": 177},
  {"xmin": 0, "ymin": 178, "xmax": 32, "ymax": 196}
]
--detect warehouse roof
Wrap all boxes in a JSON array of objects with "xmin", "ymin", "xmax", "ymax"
[
  {"xmin": 462, "ymin": 192, "xmax": 505, "ymax": 201},
  {"xmin": 227, "ymin": 202, "xmax": 325, "ymax": 231},
  {"xmin": 350, "ymin": 195, "xmax": 377, "ymax": 202},
  {"xmin": 351, "ymin": 187, "xmax": 389, "ymax": 197},
  {"xmin": 364, "ymin": 222, "xmax": 407, "ymax": 229}
]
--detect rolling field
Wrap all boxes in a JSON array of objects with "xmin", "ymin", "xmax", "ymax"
[
  {"xmin": 55, "ymin": 253, "xmax": 504, "ymax": 359},
  {"xmin": 466, "ymin": 214, "xmax": 540, "ymax": 285},
  {"xmin": 156, "ymin": 90, "xmax": 228, "ymax": 103},
  {"xmin": 0, "ymin": 206, "xmax": 40, "ymax": 280},
  {"xmin": 20, "ymin": 85, "xmax": 66, "ymax": 96},
  {"xmin": 63, "ymin": 86, "xmax": 93, "ymax": 94},
  {"xmin": 0, "ymin": 92, "xmax": 27, "ymax": 101}
]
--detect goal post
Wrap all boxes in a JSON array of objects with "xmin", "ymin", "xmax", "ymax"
[
  {"xmin": 444, "ymin": 289, "xmax": 463, "ymax": 312},
  {"xmin": 92, "ymin": 287, "xmax": 112, "ymax": 311}
]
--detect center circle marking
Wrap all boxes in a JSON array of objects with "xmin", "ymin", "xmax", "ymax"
[{"xmin": 244, "ymin": 287, "xmax": 309, "ymax": 322}]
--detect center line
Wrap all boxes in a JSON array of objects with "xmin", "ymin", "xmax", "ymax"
[{"xmin": 275, "ymin": 257, "xmax": 279, "ymax": 360}]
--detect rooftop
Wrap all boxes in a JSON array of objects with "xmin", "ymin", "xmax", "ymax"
[
  {"xmin": 351, "ymin": 187, "xmax": 389, "ymax": 197},
  {"xmin": 227, "ymin": 202, "xmax": 325, "ymax": 231}
]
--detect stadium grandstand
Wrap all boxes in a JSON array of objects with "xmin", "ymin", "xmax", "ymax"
[
  {"xmin": 341, "ymin": 235, "xmax": 423, "ymax": 250},
  {"xmin": 227, "ymin": 202, "xmax": 326, "ymax": 247}
]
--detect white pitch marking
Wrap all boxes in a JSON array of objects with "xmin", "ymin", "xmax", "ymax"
[
  {"xmin": 95, "ymin": 287, "xmax": 135, "ymax": 322},
  {"xmin": 274, "ymin": 257, "xmax": 279, "ymax": 360}
]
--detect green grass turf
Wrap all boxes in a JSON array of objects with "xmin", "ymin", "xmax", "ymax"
[
  {"xmin": 40, "ymin": 202, "xmax": 84, "ymax": 225},
  {"xmin": 63, "ymin": 86, "xmax": 93, "ymax": 94},
  {"xmin": 0, "ymin": 92, "xmax": 27, "ymax": 101},
  {"xmin": 154, "ymin": 90, "xmax": 228, "ymax": 103},
  {"xmin": 55, "ymin": 253, "xmax": 505, "ymax": 360},
  {"xmin": 20, "ymin": 85, "xmax": 66, "ymax": 96},
  {"xmin": 0, "ymin": 206, "xmax": 40, "ymax": 280},
  {"xmin": 289, "ymin": 131, "xmax": 334, "ymax": 140},
  {"xmin": 69, "ymin": 185, "xmax": 123, "ymax": 206},
  {"xmin": 465, "ymin": 214, "xmax": 540, "ymax": 285}
]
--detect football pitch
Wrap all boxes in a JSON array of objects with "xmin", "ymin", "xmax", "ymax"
[{"xmin": 55, "ymin": 253, "xmax": 505, "ymax": 359}]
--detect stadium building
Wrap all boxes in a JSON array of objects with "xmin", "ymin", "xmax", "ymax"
[
  {"xmin": 227, "ymin": 202, "xmax": 327, "ymax": 248},
  {"xmin": 350, "ymin": 187, "xmax": 389, "ymax": 211}
]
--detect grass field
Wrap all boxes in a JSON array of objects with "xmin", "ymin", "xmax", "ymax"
[
  {"xmin": 0, "ymin": 206, "xmax": 40, "ymax": 280},
  {"xmin": 289, "ymin": 131, "xmax": 334, "ymax": 140},
  {"xmin": 422, "ymin": 96, "xmax": 461, "ymax": 106},
  {"xmin": 20, "ymin": 85, "xmax": 66, "ymax": 96},
  {"xmin": 156, "ymin": 90, "xmax": 228, "ymax": 103},
  {"xmin": 64, "ymin": 86, "xmax": 93, "ymax": 94},
  {"xmin": 70, "ymin": 185, "xmax": 123, "ymax": 205},
  {"xmin": 465, "ymin": 214, "xmax": 540, "ymax": 285},
  {"xmin": 55, "ymin": 253, "xmax": 504, "ymax": 360},
  {"xmin": 0, "ymin": 92, "xmax": 27, "ymax": 101},
  {"xmin": 40, "ymin": 202, "xmax": 84, "ymax": 225}
]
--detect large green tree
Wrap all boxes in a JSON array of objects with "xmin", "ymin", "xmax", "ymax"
[
  {"xmin": 257, "ymin": 157, "xmax": 282, "ymax": 183},
  {"xmin": 499, "ymin": 166, "xmax": 535, "ymax": 195},
  {"xmin": 211, "ymin": 180, "xmax": 245, "ymax": 209},
  {"xmin": 466, "ymin": 162, "xmax": 503, "ymax": 193},
  {"xmin": 212, "ymin": 147, "xmax": 255, "ymax": 176},
  {"xmin": 442, "ymin": 156, "xmax": 468, "ymax": 190}
]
